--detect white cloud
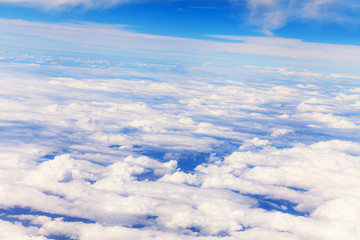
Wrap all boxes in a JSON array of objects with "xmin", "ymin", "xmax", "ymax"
[
  {"xmin": 239, "ymin": 137, "xmax": 269, "ymax": 150},
  {"xmin": 0, "ymin": 57, "xmax": 359, "ymax": 238},
  {"xmin": 271, "ymin": 128, "xmax": 293, "ymax": 137},
  {"xmin": 1, "ymin": 19, "xmax": 360, "ymax": 69},
  {"xmin": 302, "ymin": 112, "xmax": 359, "ymax": 129},
  {"xmin": 235, "ymin": 0, "xmax": 360, "ymax": 34},
  {"xmin": 159, "ymin": 171, "xmax": 202, "ymax": 185},
  {"xmin": 0, "ymin": 219, "xmax": 46, "ymax": 240},
  {"xmin": 198, "ymin": 140, "xmax": 360, "ymax": 238}
]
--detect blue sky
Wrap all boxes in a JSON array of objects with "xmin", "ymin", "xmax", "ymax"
[
  {"xmin": 0, "ymin": 1, "xmax": 360, "ymax": 240},
  {"xmin": 0, "ymin": 0, "xmax": 359, "ymax": 76},
  {"xmin": 1, "ymin": 0, "xmax": 359, "ymax": 44}
]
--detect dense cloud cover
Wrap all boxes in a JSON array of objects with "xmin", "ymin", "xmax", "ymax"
[{"xmin": 0, "ymin": 56, "xmax": 359, "ymax": 239}]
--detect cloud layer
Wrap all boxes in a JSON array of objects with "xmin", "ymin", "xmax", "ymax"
[{"xmin": 0, "ymin": 54, "xmax": 359, "ymax": 239}]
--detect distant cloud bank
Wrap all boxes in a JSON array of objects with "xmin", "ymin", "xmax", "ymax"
[{"xmin": 1, "ymin": 18, "xmax": 360, "ymax": 75}]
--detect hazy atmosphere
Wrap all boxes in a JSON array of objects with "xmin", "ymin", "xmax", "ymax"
[{"xmin": 0, "ymin": 1, "xmax": 360, "ymax": 239}]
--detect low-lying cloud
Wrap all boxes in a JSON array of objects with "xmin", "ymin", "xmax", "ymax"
[{"xmin": 0, "ymin": 57, "xmax": 359, "ymax": 239}]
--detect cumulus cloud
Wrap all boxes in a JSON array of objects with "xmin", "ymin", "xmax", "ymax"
[
  {"xmin": 0, "ymin": 1, "xmax": 359, "ymax": 236},
  {"xmin": 0, "ymin": 55, "xmax": 359, "ymax": 239},
  {"xmin": 271, "ymin": 128, "xmax": 293, "ymax": 137}
]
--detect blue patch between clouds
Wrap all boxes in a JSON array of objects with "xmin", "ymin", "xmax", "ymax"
[
  {"xmin": 40, "ymin": 150, "xmax": 69, "ymax": 162},
  {"xmin": 0, "ymin": 207, "xmax": 96, "ymax": 224},
  {"xmin": 287, "ymin": 186, "xmax": 308, "ymax": 192},
  {"xmin": 132, "ymin": 223, "xmax": 146, "ymax": 229},
  {"xmin": 136, "ymin": 148, "xmax": 210, "ymax": 172},
  {"xmin": 187, "ymin": 226, "xmax": 201, "ymax": 233},
  {"xmin": 131, "ymin": 215, "xmax": 158, "ymax": 229},
  {"xmin": 42, "ymin": 154, "xmax": 57, "ymax": 160},
  {"xmin": 248, "ymin": 194, "xmax": 308, "ymax": 216},
  {"xmin": 46, "ymin": 234, "xmax": 72, "ymax": 240},
  {"xmin": 42, "ymin": 191, "xmax": 66, "ymax": 199},
  {"xmin": 185, "ymin": 226, "xmax": 230, "ymax": 237},
  {"xmin": 108, "ymin": 144, "xmax": 122, "ymax": 148},
  {"xmin": 216, "ymin": 230, "xmax": 230, "ymax": 237},
  {"xmin": 232, "ymin": 191, "xmax": 309, "ymax": 217},
  {"xmin": 134, "ymin": 169, "xmax": 159, "ymax": 181},
  {"xmin": 119, "ymin": 127, "xmax": 139, "ymax": 135},
  {"xmin": 0, "ymin": 214, "xmax": 34, "ymax": 228}
]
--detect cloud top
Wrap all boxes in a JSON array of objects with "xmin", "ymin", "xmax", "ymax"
[{"xmin": 0, "ymin": 55, "xmax": 359, "ymax": 238}]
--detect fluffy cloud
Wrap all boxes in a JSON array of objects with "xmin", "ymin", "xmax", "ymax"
[
  {"xmin": 2, "ymin": 141, "xmax": 360, "ymax": 239},
  {"xmin": 0, "ymin": 57, "xmax": 359, "ymax": 239}
]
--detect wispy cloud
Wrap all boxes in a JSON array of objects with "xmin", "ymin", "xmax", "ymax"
[
  {"xmin": 232, "ymin": 0, "xmax": 360, "ymax": 34},
  {"xmin": 1, "ymin": 0, "xmax": 359, "ymax": 35},
  {"xmin": 0, "ymin": 0, "xmax": 135, "ymax": 9},
  {"xmin": 1, "ymin": 18, "xmax": 360, "ymax": 73}
]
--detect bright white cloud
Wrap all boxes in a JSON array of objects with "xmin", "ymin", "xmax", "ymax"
[
  {"xmin": 0, "ymin": 56, "xmax": 359, "ymax": 239},
  {"xmin": 0, "ymin": 1, "xmax": 359, "ymax": 237},
  {"xmin": 270, "ymin": 128, "xmax": 293, "ymax": 137}
]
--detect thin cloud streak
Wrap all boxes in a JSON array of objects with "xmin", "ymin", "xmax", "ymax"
[
  {"xmin": 1, "ymin": 0, "xmax": 359, "ymax": 36},
  {"xmin": 234, "ymin": 0, "xmax": 360, "ymax": 34},
  {"xmin": 0, "ymin": 0, "xmax": 135, "ymax": 9},
  {"xmin": 1, "ymin": 18, "xmax": 360, "ymax": 68}
]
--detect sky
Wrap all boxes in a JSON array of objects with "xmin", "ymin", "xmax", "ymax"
[
  {"xmin": 1, "ymin": 0, "xmax": 360, "ymax": 74},
  {"xmin": 0, "ymin": 1, "xmax": 360, "ymax": 240}
]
